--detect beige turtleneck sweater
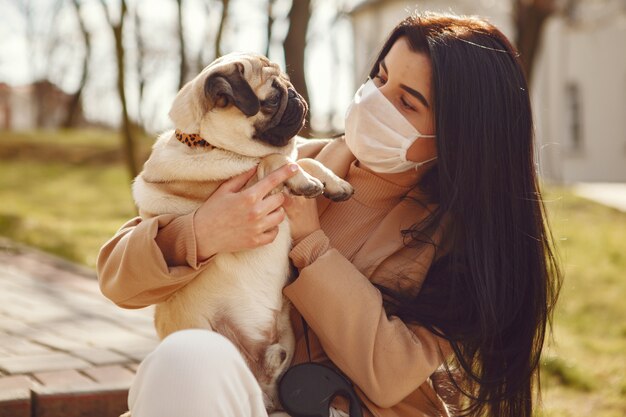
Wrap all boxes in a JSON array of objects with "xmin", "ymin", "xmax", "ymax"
[{"xmin": 318, "ymin": 161, "xmax": 416, "ymax": 261}]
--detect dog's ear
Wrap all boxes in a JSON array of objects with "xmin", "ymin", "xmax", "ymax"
[
  {"xmin": 204, "ymin": 63, "xmax": 260, "ymax": 117},
  {"xmin": 169, "ymin": 80, "xmax": 204, "ymax": 132}
]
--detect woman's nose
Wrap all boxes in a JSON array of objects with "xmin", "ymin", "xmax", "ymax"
[
  {"xmin": 376, "ymin": 83, "xmax": 391, "ymax": 99},
  {"xmin": 376, "ymin": 84, "xmax": 399, "ymax": 110}
]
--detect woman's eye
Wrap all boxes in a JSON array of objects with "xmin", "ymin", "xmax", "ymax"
[
  {"xmin": 373, "ymin": 74, "xmax": 387, "ymax": 84},
  {"xmin": 401, "ymin": 97, "xmax": 415, "ymax": 111}
]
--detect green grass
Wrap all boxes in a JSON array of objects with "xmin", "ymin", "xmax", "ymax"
[
  {"xmin": 1, "ymin": 128, "xmax": 127, "ymax": 147},
  {"xmin": 0, "ymin": 129, "xmax": 151, "ymax": 267},
  {"xmin": 0, "ymin": 129, "xmax": 625, "ymax": 416},
  {"xmin": 0, "ymin": 127, "xmax": 157, "ymax": 148},
  {"xmin": 538, "ymin": 189, "xmax": 626, "ymax": 417}
]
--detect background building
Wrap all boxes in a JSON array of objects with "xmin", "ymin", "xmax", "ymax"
[
  {"xmin": 533, "ymin": 1, "xmax": 626, "ymax": 183},
  {"xmin": 0, "ymin": 80, "xmax": 85, "ymax": 130}
]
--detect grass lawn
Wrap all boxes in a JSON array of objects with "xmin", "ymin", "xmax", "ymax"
[
  {"xmin": 540, "ymin": 188, "xmax": 626, "ymax": 417},
  {"xmin": 0, "ymin": 129, "xmax": 625, "ymax": 415},
  {"xmin": 0, "ymin": 128, "xmax": 152, "ymax": 267}
]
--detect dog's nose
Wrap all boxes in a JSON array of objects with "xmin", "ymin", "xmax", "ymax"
[{"xmin": 288, "ymin": 89, "xmax": 296, "ymax": 99}]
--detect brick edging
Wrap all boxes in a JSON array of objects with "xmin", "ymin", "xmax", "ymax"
[{"xmin": 0, "ymin": 384, "xmax": 129, "ymax": 417}]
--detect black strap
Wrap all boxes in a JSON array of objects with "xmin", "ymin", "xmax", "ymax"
[
  {"xmin": 280, "ymin": 316, "xmax": 363, "ymax": 417},
  {"xmin": 302, "ymin": 316, "xmax": 312, "ymax": 363}
]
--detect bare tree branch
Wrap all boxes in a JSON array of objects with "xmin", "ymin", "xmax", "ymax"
[
  {"xmin": 514, "ymin": 0, "xmax": 557, "ymax": 84},
  {"xmin": 63, "ymin": 0, "xmax": 91, "ymax": 127},
  {"xmin": 215, "ymin": 0, "xmax": 229, "ymax": 57},
  {"xmin": 176, "ymin": 0, "xmax": 188, "ymax": 89},
  {"xmin": 265, "ymin": 0, "xmax": 277, "ymax": 58},
  {"xmin": 98, "ymin": 0, "xmax": 139, "ymax": 180},
  {"xmin": 283, "ymin": 0, "xmax": 311, "ymax": 136},
  {"xmin": 134, "ymin": 0, "xmax": 147, "ymax": 126}
]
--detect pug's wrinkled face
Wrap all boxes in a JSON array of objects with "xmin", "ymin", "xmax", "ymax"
[{"xmin": 168, "ymin": 52, "xmax": 308, "ymax": 158}]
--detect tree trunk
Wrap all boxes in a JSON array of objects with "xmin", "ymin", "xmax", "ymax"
[
  {"xmin": 176, "ymin": 0, "xmax": 188, "ymax": 89},
  {"xmin": 283, "ymin": 0, "xmax": 311, "ymax": 136},
  {"xmin": 134, "ymin": 1, "xmax": 146, "ymax": 127},
  {"xmin": 215, "ymin": 0, "xmax": 230, "ymax": 58},
  {"xmin": 265, "ymin": 0, "xmax": 276, "ymax": 57},
  {"xmin": 99, "ymin": 0, "xmax": 139, "ymax": 180},
  {"xmin": 64, "ymin": 0, "xmax": 90, "ymax": 127},
  {"xmin": 514, "ymin": 0, "xmax": 556, "ymax": 85}
]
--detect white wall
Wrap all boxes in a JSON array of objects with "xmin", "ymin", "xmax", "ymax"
[
  {"xmin": 533, "ymin": 11, "xmax": 626, "ymax": 183},
  {"xmin": 9, "ymin": 90, "xmax": 37, "ymax": 131}
]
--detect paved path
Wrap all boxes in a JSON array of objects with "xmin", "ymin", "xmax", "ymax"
[
  {"xmin": 0, "ymin": 239, "xmax": 158, "ymax": 417},
  {"xmin": 572, "ymin": 182, "xmax": 626, "ymax": 212}
]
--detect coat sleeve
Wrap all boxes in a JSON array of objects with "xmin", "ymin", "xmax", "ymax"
[
  {"xmin": 96, "ymin": 212, "xmax": 213, "ymax": 309},
  {"xmin": 283, "ymin": 236, "xmax": 449, "ymax": 408},
  {"xmin": 295, "ymin": 137, "xmax": 332, "ymax": 159}
]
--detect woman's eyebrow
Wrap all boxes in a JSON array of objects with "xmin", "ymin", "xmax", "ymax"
[
  {"xmin": 380, "ymin": 60, "xmax": 430, "ymax": 109},
  {"xmin": 401, "ymin": 85, "xmax": 430, "ymax": 109}
]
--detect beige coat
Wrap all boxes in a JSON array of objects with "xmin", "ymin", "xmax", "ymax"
[{"xmin": 97, "ymin": 138, "xmax": 454, "ymax": 417}]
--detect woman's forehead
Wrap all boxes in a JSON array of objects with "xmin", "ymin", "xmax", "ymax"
[{"xmin": 384, "ymin": 37, "xmax": 432, "ymax": 101}]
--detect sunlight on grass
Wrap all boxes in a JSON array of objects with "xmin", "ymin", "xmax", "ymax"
[
  {"xmin": 0, "ymin": 127, "xmax": 153, "ymax": 148},
  {"xmin": 0, "ymin": 130, "xmax": 140, "ymax": 267},
  {"xmin": 0, "ymin": 159, "xmax": 136, "ymax": 266},
  {"xmin": 539, "ymin": 187, "xmax": 626, "ymax": 417}
]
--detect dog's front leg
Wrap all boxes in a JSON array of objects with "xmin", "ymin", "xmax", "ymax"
[
  {"xmin": 296, "ymin": 158, "xmax": 354, "ymax": 202},
  {"xmin": 257, "ymin": 154, "xmax": 323, "ymax": 198}
]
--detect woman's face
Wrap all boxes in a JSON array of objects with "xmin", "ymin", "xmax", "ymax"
[{"xmin": 372, "ymin": 37, "xmax": 437, "ymax": 165}]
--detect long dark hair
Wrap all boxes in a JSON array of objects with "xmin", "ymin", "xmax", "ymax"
[{"xmin": 369, "ymin": 13, "xmax": 562, "ymax": 417}]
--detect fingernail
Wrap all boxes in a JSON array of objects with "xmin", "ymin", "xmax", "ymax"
[{"xmin": 288, "ymin": 164, "xmax": 299, "ymax": 172}]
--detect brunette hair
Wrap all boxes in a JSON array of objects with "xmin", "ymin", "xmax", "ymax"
[{"xmin": 369, "ymin": 13, "xmax": 562, "ymax": 417}]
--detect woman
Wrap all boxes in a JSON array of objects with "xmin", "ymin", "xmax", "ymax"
[{"xmin": 98, "ymin": 12, "xmax": 561, "ymax": 417}]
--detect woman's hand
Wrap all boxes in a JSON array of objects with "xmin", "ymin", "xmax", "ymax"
[
  {"xmin": 193, "ymin": 163, "xmax": 299, "ymax": 261},
  {"xmin": 282, "ymin": 192, "xmax": 321, "ymax": 243}
]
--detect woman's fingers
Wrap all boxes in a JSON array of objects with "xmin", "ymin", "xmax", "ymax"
[
  {"xmin": 194, "ymin": 163, "xmax": 298, "ymax": 254},
  {"xmin": 281, "ymin": 192, "xmax": 321, "ymax": 242},
  {"xmin": 257, "ymin": 226, "xmax": 281, "ymax": 246},
  {"xmin": 256, "ymin": 192, "xmax": 286, "ymax": 217},
  {"xmin": 248, "ymin": 163, "xmax": 299, "ymax": 200},
  {"xmin": 259, "ymin": 207, "xmax": 286, "ymax": 231},
  {"xmin": 218, "ymin": 167, "xmax": 258, "ymax": 194}
]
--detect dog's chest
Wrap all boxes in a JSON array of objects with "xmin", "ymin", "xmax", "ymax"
[
  {"xmin": 156, "ymin": 220, "xmax": 292, "ymax": 333},
  {"xmin": 150, "ymin": 179, "xmax": 223, "ymax": 203}
]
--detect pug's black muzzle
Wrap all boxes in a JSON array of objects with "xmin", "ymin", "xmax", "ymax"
[{"xmin": 255, "ymin": 89, "xmax": 307, "ymax": 147}]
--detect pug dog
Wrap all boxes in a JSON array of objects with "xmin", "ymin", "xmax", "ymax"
[{"xmin": 131, "ymin": 52, "xmax": 353, "ymax": 411}]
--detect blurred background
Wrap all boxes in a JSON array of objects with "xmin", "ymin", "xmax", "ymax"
[{"xmin": 0, "ymin": 0, "xmax": 624, "ymax": 416}]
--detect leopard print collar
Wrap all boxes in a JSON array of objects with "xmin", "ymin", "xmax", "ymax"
[{"xmin": 174, "ymin": 130, "xmax": 214, "ymax": 149}]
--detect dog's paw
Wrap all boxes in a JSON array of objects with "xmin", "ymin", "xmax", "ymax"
[
  {"xmin": 323, "ymin": 178, "xmax": 354, "ymax": 202},
  {"xmin": 286, "ymin": 175, "xmax": 324, "ymax": 198}
]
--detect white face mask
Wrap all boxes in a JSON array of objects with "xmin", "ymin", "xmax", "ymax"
[{"xmin": 344, "ymin": 79, "xmax": 437, "ymax": 174}]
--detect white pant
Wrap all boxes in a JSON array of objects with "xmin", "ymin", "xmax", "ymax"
[{"xmin": 128, "ymin": 329, "xmax": 348, "ymax": 417}]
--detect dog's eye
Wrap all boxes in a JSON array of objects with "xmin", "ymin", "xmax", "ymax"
[{"xmin": 262, "ymin": 94, "xmax": 280, "ymax": 107}]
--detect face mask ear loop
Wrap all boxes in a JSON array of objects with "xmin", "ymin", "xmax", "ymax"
[{"xmin": 414, "ymin": 156, "xmax": 438, "ymax": 170}]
